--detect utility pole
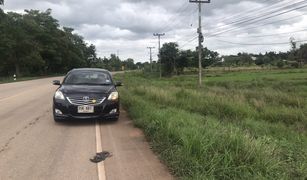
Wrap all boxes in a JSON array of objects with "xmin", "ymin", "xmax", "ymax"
[
  {"xmin": 147, "ymin": 47, "xmax": 155, "ymax": 72},
  {"xmin": 189, "ymin": 0, "xmax": 211, "ymax": 87},
  {"xmin": 153, "ymin": 33, "xmax": 165, "ymax": 78}
]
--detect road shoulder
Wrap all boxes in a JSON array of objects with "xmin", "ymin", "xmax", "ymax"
[{"xmin": 99, "ymin": 109, "xmax": 173, "ymax": 180}]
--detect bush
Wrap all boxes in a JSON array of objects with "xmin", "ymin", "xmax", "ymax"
[{"xmin": 277, "ymin": 60, "xmax": 285, "ymax": 68}]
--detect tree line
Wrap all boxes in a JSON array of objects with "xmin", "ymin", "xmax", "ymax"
[
  {"xmin": 221, "ymin": 43, "xmax": 307, "ymax": 69},
  {"xmin": 0, "ymin": 9, "xmax": 137, "ymax": 77},
  {"xmin": 1, "ymin": 8, "xmax": 306, "ymax": 78},
  {"xmin": 156, "ymin": 42, "xmax": 219, "ymax": 76},
  {"xmin": 156, "ymin": 41, "xmax": 307, "ymax": 76}
]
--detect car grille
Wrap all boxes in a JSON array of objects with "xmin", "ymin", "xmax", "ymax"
[{"xmin": 66, "ymin": 96, "xmax": 106, "ymax": 106}]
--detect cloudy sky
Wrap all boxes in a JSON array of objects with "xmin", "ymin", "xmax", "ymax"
[{"xmin": 2, "ymin": 0, "xmax": 307, "ymax": 62}]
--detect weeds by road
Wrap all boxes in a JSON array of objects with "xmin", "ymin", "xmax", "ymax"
[{"xmin": 115, "ymin": 69, "xmax": 307, "ymax": 179}]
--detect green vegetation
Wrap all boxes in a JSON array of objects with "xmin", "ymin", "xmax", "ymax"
[
  {"xmin": 116, "ymin": 69, "xmax": 307, "ymax": 179},
  {"xmin": 149, "ymin": 41, "xmax": 307, "ymax": 77},
  {"xmin": 0, "ymin": 9, "xmax": 97, "ymax": 77},
  {"xmin": 1, "ymin": 8, "xmax": 306, "ymax": 80},
  {"xmin": 0, "ymin": 8, "xmax": 137, "ymax": 78}
]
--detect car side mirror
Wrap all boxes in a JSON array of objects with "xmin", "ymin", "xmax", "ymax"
[
  {"xmin": 115, "ymin": 81, "xmax": 122, "ymax": 87},
  {"xmin": 53, "ymin": 80, "xmax": 61, "ymax": 86}
]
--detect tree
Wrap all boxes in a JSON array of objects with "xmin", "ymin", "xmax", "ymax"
[
  {"xmin": 135, "ymin": 62, "xmax": 143, "ymax": 69},
  {"xmin": 276, "ymin": 60, "xmax": 285, "ymax": 68},
  {"xmin": 25, "ymin": 9, "xmax": 64, "ymax": 73},
  {"xmin": 177, "ymin": 50, "xmax": 192, "ymax": 74},
  {"xmin": 239, "ymin": 53, "xmax": 253, "ymax": 65},
  {"xmin": 109, "ymin": 54, "xmax": 121, "ymax": 71},
  {"xmin": 202, "ymin": 47, "xmax": 220, "ymax": 67},
  {"xmin": 223, "ymin": 55, "xmax": 239, "ymax": 67},
  {"xmin": 263, "ymin": 55, "xmax": 271, "ymax": 66},
  {"xmin": 290, "ymin": 37, "xmax": 297, "ymax": 51},
  {"xmin": 255, "ymin": 55, "xmax": 264, "ymax": 66},
  {"xmin": 0, "ymin": 9, "xmax": 103, "ymax": 76},
  {"xmin": 289, "ymin": 37, "xmax": 301, "ymax": 68},
  {"xmin": 0, "ymin": 12, "xmax": 44, "ymax": 76},
  {"xmin": 84, "ymin": 44, "xmax": 97, "ymax": 67},
  {"xmin": 160, "ymin": 42, "xmax": 179, "ymax": 76},
  {"xmin": 123, "ymin": 58, "xmax": 136, "ymax": 70},
  {"xmin": 298, "ymin": 44, "xmax": 307, "ymax": 63}
]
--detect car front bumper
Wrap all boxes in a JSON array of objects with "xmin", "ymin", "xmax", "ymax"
[{"xmin": 53, "ymin": 98, "xmax": 120, "ymax": 120}]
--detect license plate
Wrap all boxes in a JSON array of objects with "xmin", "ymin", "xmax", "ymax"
[{"xmin": 78, "ymin": 105, "xmax": 94, "ymax": 113}]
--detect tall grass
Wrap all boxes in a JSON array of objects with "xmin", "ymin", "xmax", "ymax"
[{"xmin": 115, "ymin": 69, "xmax": 307, "ymax": 179}]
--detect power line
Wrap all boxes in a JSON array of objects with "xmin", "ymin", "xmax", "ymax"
[
  {"xmin": 170, "ymin": 1, "xmax": 301, "ymax": 49},
  {"xmin": 209, "ymin": 12, "xmax": 307, "ymax": 38},
  {"xmin": 211, "ymin": 0, "xmax": 284, "ymax": 30},
  {"xmin": 211, "ymin": 0, "xmax": 303, "ymax": 31},
  {"xmin": 209, "ymin": 4, "xmax": 307, "ymax": 38},
  {"xmin": 214, "ymin": 38, "xmax": 307, "ymax": 45},
  {"xmin": 208, "ymin": 0, "xmax": 303, "ymax": 30},
  {"xmin": 160, "ymin": 5, "xmax": 198, "ymax": 33},
  {"xmin": 179, "ymin": 36, "xmax": 198, "ymax": 49},
  {"xmin": 158, "ymin": 0, "xmax": 307, "ymax": 54},
  {"xmin": 158, "ymin": 2, "xmax": 190, "ymax": 32},
  {"xmin": 207, "ymin": 1, "xmax": 307, "ymax": 37},
  {"xmin": 205, "ymin": 0, "xmax": 306, "ymax": 35},
  {"xmin": 179, "ymin": 3, "xmax": 307, "ymax": 50},
  {"xmin": 214, "ymin": 28, "xmax": 307, "ymax": 38},
  {"xmin": 213, "ymin": 0, "xmax": 278, "ymax": 23}
]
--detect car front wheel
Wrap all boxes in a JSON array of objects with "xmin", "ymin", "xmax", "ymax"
[{"xmin": 53, "ymin": 116, "xmax": 62, "ymax": 122}]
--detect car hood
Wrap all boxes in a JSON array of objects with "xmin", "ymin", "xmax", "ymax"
[{"xmin": 59, "ymin": 85, "xmax": 115, "ymax": 95}]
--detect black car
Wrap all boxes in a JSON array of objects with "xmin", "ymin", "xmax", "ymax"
[{"xmin": 52, "ymin": 68, "xmax": 122, "ymax": 122}]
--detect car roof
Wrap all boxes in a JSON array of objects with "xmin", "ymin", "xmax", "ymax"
[{"xmin": 69, "ymin": 68, "xmax": 111, "ymax": 73}]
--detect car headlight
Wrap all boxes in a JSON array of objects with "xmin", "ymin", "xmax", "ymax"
[
  {"xmin": 108, "ymin": 91, "xmax": 119, "ymax": 101},
  {"xmin": 54, "ymin": 90, "xmax": 65, "ymax": 100}
]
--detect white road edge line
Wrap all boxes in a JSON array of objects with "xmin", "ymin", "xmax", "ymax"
[{"xmin": 95, "ymin": 120, "xmax": 106, "ymax": 180}]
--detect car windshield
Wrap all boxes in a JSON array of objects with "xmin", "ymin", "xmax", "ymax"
[{"xmin": 64, "ymin": 71, "xmax": 112, "ymax": 85}]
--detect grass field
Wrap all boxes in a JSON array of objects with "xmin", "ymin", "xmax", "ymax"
[{"xmin": 115, "ymin": 69, "xmax": 307, "ymax": 179}]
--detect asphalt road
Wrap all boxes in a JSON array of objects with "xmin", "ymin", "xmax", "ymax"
[{"xmin": 0, "ymin": 76, "xmax": 173, "ymax": 180}]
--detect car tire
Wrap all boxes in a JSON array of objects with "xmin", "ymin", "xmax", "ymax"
[
  {"xmin": 110, "ymin": 116, "xmax": 119, "ymax": 121},
  {"xmin": 53, "ymin": 115, "xmax": 62, "ymax": 122}
]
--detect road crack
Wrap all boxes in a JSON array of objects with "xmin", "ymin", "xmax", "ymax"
[{"xmin": 0, "ymin": 110, "xmax": 49, "ymax": 154}]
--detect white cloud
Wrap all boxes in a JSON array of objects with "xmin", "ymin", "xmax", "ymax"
[
  {"xmin": 2, "ymin": 0, "xmax": 307, "ymax": 62},
  {"xmin": 75, "ymin": 24, "xmax": 136, "ymax": 40}
]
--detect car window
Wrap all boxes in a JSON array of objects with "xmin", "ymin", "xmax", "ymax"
[{"xmin": 64, "ymin": 71, "xmax": 112, "ymax": 85}]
